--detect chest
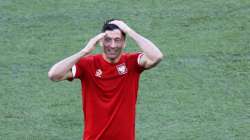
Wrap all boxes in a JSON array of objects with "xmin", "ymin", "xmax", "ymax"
[{"xmin": 92, "ymin": 62, "xmax": 129, "ymax": 79}]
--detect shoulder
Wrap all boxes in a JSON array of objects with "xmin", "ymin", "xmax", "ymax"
[
  {"xmin": 74, "ymin": 54, "xmax": 102, "ymax": 78},
  {"xmin": 123, "ymin": 52, "xmax": 145, "ymax": 72},
  {"xmin": 123, "ymin": 52, "xmax": 143, "ymax": 65}
]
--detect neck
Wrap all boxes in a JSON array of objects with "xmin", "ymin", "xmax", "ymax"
[{"xmin": 102, "ymin": 53, "xmax": 122, "ymax": 64}]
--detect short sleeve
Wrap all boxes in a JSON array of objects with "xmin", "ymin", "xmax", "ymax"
[
  {"xmin": 128, "ymin": 52, "xmax": 145, "ymax": 73},
  {"xmin": 71, "ymin": 57, "xmax": 87, "ymax": 79}
]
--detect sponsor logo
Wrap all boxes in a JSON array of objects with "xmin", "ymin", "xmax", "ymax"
[{"xmin": 95, "ymin": 69, "xmax": 102, "ymax": 77}]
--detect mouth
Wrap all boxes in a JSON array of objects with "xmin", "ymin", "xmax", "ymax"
[
  {"xmin": 107, "ymin": 52, "xmax": 118, "ymax": 58},
  {"xmin": 104, "ymin": 47, "xmax": 121, "ymax": 58},
  {"xmin": 106, "ymin": 48, "xmax": 118, "ymax": 54}
]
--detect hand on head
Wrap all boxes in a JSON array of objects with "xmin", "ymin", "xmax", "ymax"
[
  {"xmin": 109, "ymin": 20, "xmax": 131, "ymax": 34},
  {"xmin": 81, "ymin": 33, "xmax": 106, "ymax": 55}
]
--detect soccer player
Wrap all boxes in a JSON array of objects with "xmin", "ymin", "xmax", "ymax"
[{"xmin": 48, "ymin": 19, "xmax": 163, "ymax": 140}]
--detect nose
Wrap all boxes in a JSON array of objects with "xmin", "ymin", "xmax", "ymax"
[{"xmin": 110, "ymin": 40, "xmax": 116, "ymax": 48}]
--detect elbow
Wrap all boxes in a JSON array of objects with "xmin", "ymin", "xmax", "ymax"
[
  {"xmin": 149, "ymin": 53, "xmax": 164, "ymax": 68},
  {"xmin": 159, "ymin": 53, "xmax": 164, "ymax": 61},
  {"xmin": 155, "ymin": 52, "xmax": 164, "ymax": 63},
  {"xmin": 48, "ymin": 70, "xmax": 60, "ymax": 82}
]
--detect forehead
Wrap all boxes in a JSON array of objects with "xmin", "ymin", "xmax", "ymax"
[{"xmin": 105, "ymin": 29, "xmax": 122, "ymax": 38}]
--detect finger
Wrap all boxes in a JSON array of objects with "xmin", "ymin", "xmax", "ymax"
[
  {"xmin": 109, "ymin": 21, "xmax": 124, "ymax": 31},
  {"xmin": 109, "ymin": 20, "xmax": 120, "ymax": 25},
  {"xmin": 97, "ymin": 33, "xmax": 106, "ymax": 40},
  {"xmin": 92, "ymin": 33, "xmax": 105, "ymax": 43}
]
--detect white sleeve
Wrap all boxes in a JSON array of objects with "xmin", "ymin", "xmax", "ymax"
[
  {"xmin": 137, "ymin": 53, "xmax": 144, "ymax": 65},
  {"xmin": 72, "ymin": 65, "xmax": 76, "ymax": 78}
]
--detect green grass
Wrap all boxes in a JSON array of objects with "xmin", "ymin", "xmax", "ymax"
[{"xmin": 1, "ymin": 0, "xmax": 250, "ymax": 139}]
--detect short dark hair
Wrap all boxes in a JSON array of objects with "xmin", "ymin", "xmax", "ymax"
[{"xmin": 102, "ymin": 19, "xmax": 126, "ymax": 38}]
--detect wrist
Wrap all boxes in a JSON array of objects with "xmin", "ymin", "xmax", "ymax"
[
  {"xmin": 125, "ymin": 27, "xmax": 133, "ymax": 35},
  {"xmin": 126, "ymin": 28, "xmax": 138, "ymax": 38}
]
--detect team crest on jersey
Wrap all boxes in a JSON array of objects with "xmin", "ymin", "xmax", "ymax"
[
  {"xmin": 95, "ymin": 69, "xmax": 102, "ymax": 78},
  {"xmin": 116, "ymin": 63, "xmax": 127, "ymax": 75}
]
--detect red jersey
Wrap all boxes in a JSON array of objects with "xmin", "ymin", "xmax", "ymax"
[{"xmin": 73, "ymin": 53, "xmax": 144, "ymax": 140}]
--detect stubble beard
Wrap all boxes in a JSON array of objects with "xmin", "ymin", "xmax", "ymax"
[{"xmin": 103, "ymin": 46, "xmax": 123, "ymax": 62}]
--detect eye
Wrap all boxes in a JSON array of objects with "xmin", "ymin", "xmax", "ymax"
[
  {"xmin": 114, "ymin": 38, "xmax": 122, "ymax": 43},
  {"xmin": 104, "ymin": 37, "xmax": 112, "ymax": 42}
]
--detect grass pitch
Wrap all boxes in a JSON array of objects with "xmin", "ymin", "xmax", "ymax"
[{"xmin": 0, "ymin": 0, "xmax": 250, "ymax": 139}]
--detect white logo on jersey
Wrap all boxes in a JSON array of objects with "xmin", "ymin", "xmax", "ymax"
[
  {"xmin": 95, "ymin": 69, "xmax": 102, "ymax": 77},
  {"xmin": 116, "ymin": 63, "xmax": 127, "ymax": 75}
]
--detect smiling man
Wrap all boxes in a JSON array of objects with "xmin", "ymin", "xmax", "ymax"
[{"xmin": 48, "ymin": 19, "xmax": 163, "ymax": 140}]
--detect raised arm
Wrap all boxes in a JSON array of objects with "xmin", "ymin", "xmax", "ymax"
[
  {"xmin": 48, "ymin": 33, "xmax": 105, "ymax": 81},
  {"xmin": 110, "ymin": 20, "xmax": 163, "ymax": 69}
]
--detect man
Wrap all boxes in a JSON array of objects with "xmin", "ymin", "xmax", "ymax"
[{"xmin": 48, "ymin": 19, "xmax": 163, "ymax": 140}]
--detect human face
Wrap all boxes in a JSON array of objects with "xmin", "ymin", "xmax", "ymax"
[{"xmin": 102, "ymin": 29, "xmax": 125, "ymax": 62}]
